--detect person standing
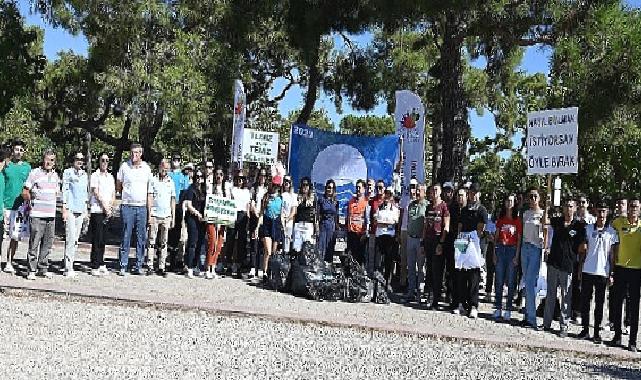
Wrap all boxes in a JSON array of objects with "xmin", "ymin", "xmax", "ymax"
[
  {"xmin": 23, "ymin": 150, "xmax": 60, "ymax": 280},
  {"xmin": 3, "ymin": 140, "xmax": 31, "ymax": 273},
  {"xmin": 183, "ymin": 170, "xmax": 207, "ymax": 279},
  {"xmin": 570, "ymin": 194, "xmax": 595, "ymax": 324},
  {"xmin": 520, "ymin": 187, "xmax": 545, "ymax": 329},
  {"xmin": 257, "ymin": 180, "xmax": 284, "ymax": 283},
  {"xmin": 367, "ymin": 180, "xmax": 385, "ymax": 274},
  {"xmin": 228, "ymin": 170, "xmax": 251, "ymax": 276},
  {"xmin": 292, "ymin": 177, "xmax": 316, "ymax": 253},
  {"xmin": 167, "ymin": 154, "xmax": 189, "ymax": 271},
  {"xmin": 280, "ymin": 175, "xmax": 298, "ymax": 255},
  {"xmin": 205, "ymin": 166, "xmax": 228, "ymax": 279},
  {"xmin": 423, "ymin": 184, "xmax": 449, "ymax": 308},
  {"xmin": 493, "ymin": 194, "xmax": 522, "ymax": 322},
  {"xmin": 578, "ymin": 201, "xmax": 618, "ymax": 344},
  {"xmin": 317, "ymin": 179, "xmax": 338, "ymax": 262},
  {"xmin": 375, "ymin": 186, "xmax": 400, "ymax": 288},
  {"xmin": 543, "ymin": 198, "xmax": 586, "ymax": 338},
  {"xmin": 89, "ymin": 152, "xmax": 115, "ymax": 276},
  {"xmin": 610, "ymin": 197, "xmax": 641, "ymax": 352},
  {"xmin": 0, "ymin": 148, "xmax": 11, "ymax": 259},
  {"xmin": 346, "ymin": 179, "xmax": 369, "ymax": 265},
  {"xmin": 249, "ymin": 167, "xmax": 268, "ymax": 278},
  {"xmin": 146, "ymin": 159, "xmax": 176, "ymax": 277},
  {"xmin": 609, "ymin": 195, "xmax": 631, "ymax": 334},
  {"xmin": 454, "ymin": 183, "xmax": 487, "ymax": 319},
  {"xmin": 116, "ymin": 143, "xmax": 153, "ymax": 276},
  {"xmin": 62, "ymin": 152, "xmax": 89, "ymax": 277}
]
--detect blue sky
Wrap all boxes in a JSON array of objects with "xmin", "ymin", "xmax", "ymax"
[{"xmin": 17, "ymin": 0, "xmax": 641, "ymax": 141}]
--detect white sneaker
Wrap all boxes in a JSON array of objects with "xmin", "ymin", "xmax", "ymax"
[
  {"xmin": 99, "ymin": 265, "xmax": 109, "ymax": 275},
  {"xmin": 4, "ymin": 262, "xmax": 15, "ymax": 273},
  {"xmin": 41, "ymin": 271, "xmax": 53, "ymax": 279},
  {"xmin": 248, "ymin": 268, "xmax": 256, "ymax": 277},
  {"xmin": 503, "ymin": 310, "xmax": 512, "ymax": 321},
  {"xmin": 205, "ymin": 271, "xmax": 214, "ymax": 280},
  {"xmin": 257, "ymin": 269, "xmax": 264, "ymax": 278},
  {"xmin": 453, "ymin": 304, "xmax": 464, "ymax": 315},
  {"xmin": 64, "ymin": 270, "xmax": 77, "ymax": 278},
  {"xmin": 470, "ymin": 307, "xmax": 479, "ymax": 319},
  {"xmin": 91, "ymin": 269, "xmax": 102, "ymax": 277},
  {"xmin": 26, "ymin": 272, "xmax": 36, "ymax": 280},
  {"xmin": 186, "ymin": 269, "xmax": 194, "ymax": 279},
  {"xmin": 493, "ymin": 309, "xmax": 502, "ymax": 320}
]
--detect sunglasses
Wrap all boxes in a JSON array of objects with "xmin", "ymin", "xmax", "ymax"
[
  {"xmin": 14, "ymin": 148, "xmax": 25, "ymax": 153},
  {"xmin": 326, "ymin": 185, "xmax": 334, "ymax": 189},
  {"xmin": 529, "ymin": 194, "xmax": 539, "ymax": 199},
  {"xmin": 100, "ymin": 158, "xmax": 109, "ymax": 162},
  {"xmin": 301, "ymin": 182, "xmax": 310, "ymax": 186},
  {"xmin": 377, "ymin": 186, "xmax": 384, "ymax": 189}
]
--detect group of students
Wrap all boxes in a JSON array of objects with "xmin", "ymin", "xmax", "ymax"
[{"xmin": 1, "ymin": 139, "xmax": 640, "ymax": 353}]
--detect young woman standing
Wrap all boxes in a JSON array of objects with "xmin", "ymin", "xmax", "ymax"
[
  {"xmin": 292, "ymin": 177, "xmax": 316, "ymax": 253},
  {"xmin": 493, "ymin": 194, "xmax": 522, "ymax": 322},
  {"xmin": 317, "ymin": 179, "xmax": 338, "ymax": 262},
  {"xmin": 520, "ymin": 187, "xmax": 546, "ymax": 328},
  {"xmin": 205, "ymin": 166, "xmax": 228, "ymax": 279},
  {"xmin": 183, "ymin": 169, "xmax": 207, "ymax": 279},
  {"xmin": 256, "ymin": 179, "xmax": 284, "ymax": 283}
]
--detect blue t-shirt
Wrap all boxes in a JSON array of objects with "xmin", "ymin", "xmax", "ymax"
[
  {"xmin": 168, "ymin": 170, "xmax": 190, "ymax": 202},
  {"xmin": 264, "ymin": 195, "xmax": 283, "ymax": 219},
  {"xmin": 317, "ymin": 197, "xmax": 337, "ymax": 222}
]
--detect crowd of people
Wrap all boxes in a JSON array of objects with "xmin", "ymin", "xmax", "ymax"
[{"xmin": 0, "ymin": 139, "xmax": 639, "ymax": 353}]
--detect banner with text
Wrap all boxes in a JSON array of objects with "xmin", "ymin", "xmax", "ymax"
[
  {"xmin": 241, "ymin": 128, "xmax": 279, "ymax": 165},
  {"xmin": 204, "ymin": 195, "xmax": 237, "ymax": 225},
  {"xmin": 289, "ymin": 124, "xmax": 399, "ymax": 216},
  {"xmin": 526, "ymin": 107, "xmax": 579, "ymax": 175},
  {"xmin": 394, "ymin": 90, "xmax": 425, "ymax": 197},
  {"xmin": 231, "ymin": 80, "xmax": 246, "ymax": 166}
]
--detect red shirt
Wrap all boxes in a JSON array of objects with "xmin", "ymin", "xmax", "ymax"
[
  {"xmin": 425, "ymin": 201, "xmax": 450, "ymax": 240},
  {"xmin": 369, "ymin": 196, "xmax": 384, "ymax": 234},
  {"xmin": 496, "ymin": 216, "xmax": 522, "ymax": 246}
]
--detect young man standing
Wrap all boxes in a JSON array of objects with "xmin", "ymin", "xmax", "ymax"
[
  {"xmin": 610, "ymin": 198, "xmax": 641, "ymax": 352},
  {"xmin": 422, "ymin": 184, "xmax": 449, "ymax": 308},
  {"xmin": 147, "ymin": 159, "xmax": 176, "ymax": 277},
  {"xmin": 0, "ymin": 148, "xmax": 11, "ymax": 257},
  {"xmin": 23, "ymin": 150, "xmax": 60, "ymax": 280},
  {"xmin": 578, "ymin": 201, "xmax": 618, "ymax": 344},
  {"xmin": 116, "ymin": 143, "xmax": 153, "ymax": 276},
  {"xmin": 89, "ymin": 152, "xmax": 115, "ymax": 276},
  {"xmin": 346, "ymin": 179, "xmax": 369, "ymax": 265},
  {"xmin": 62, "ymin": 152, "xmax": 89, "ymax": 277},
  {"xmin": 543, "ymin": 198, "xmax": 586, "ymax": 338},
  {"xmin": 404, "ymin": 182, "xmax": 426, "ymax": 302},
  {"xmin": 3, "ymin": 140, "xmax": 31, "ymax": 273},
  {"xmin": 167, "ymin": 154, "xmax": 189, "ymax": 271}
]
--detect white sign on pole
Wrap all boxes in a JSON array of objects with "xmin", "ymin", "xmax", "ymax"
[
  {"xmin": 204, "ymin": 195, "xmax": 237, "ymax": 225},
  {"xmin": 526, "ymin": 107, "xmax": 579, "ymax": 175},
  {"xmin": 394, "ymin": 90, "xmax": 426, "ymax": 194},
  {"xmin": 241, "ymin": 128, "xmax": 279, "ymax": 165}
]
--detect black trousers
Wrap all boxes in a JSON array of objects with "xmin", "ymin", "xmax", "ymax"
[
  {"xmin": 456, "ymin": 268, "xmax": 480, "ymax": 310},
  {"xmin": 347, "ymin": 231, "xmax": 366, "ymax": 265},
  {"xmin": 226, "ymin": 211, "xmax": 248, "ymax": 265},
  {"xmin": 571, "ymin": 261, "xmax": 582, "ymax": 317},
  {"xmin": 444, "ymin": 239, "xmax": 457, "ymax": 307},
  {"xmin": 484, "ymin": 241, "xmax": 495, "ymax": 295},
  {"xmin": 89, "ymin": 213, "xmax": 107, "ymax": 269},
  {"xmin": 611, "ymin": 266, "xmax": 641, "ymax": 345},
  {"xmin": 425, "ymin": 238, "xmax": 444, "ymax": 306},
  {"xmin": 580, "ymin": 273, "xmax": 607, "ymax": 333},
  {"xmin": 377, "ymin": 235, "xmax": 398, "ymax": 283}
]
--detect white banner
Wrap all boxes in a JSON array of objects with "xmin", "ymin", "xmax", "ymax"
[
  {"xmin": 231, "ymin": 80, "xmax": 246, "ymax": 166},
  {"xmin": 394, "ymin": 90, "xmax": 425, "ymax": 195},
  {"xmin": 241, "ymin": 128, "xmax": 279, "ymax": 165},
  {"xmin": 526, "ymin": 107, "xmax": 579, "ymax": 175},
  {"xmin": 204, "ymin": 195, "xmax": 237, "ymax": 225}
]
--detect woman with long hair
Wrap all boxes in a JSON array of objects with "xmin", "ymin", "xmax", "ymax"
[
  {"xmin": 227, "ymin": 170, "xmax": 251, "ymax": 277},
  {"xmin": 317, "ymin": 179, "xmax": 338, "ymax": 262},
  {"xmin": 493, "ymin": 194, "xmax": 522, "ymax": 322},
  {"xmin": 292, "ymin": 177, "xmax": 316, "ymax": 253},
  {"xmin": 205, "ymin": 166, "xmax": 228, "ymax": 279},
  {"xmin": 520, "ymin": 187, "xmax": 545, "ymax": 328},
  {"xmin": 256, "ymin": 179, "xmax": 284, "ymax": 283},
  {"xmin": 183, "ymin": 169, "xmax": 207, "ymax": 279}
]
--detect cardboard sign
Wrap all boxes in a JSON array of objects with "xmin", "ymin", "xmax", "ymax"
[
  {"xmin": 526, "ymin": 107, "xmax": 579, "ymax": 174},
  {"xmin": 204, "ymin": 195, "xmax": 237, "ymax": 225},
  {"xmin": 241, "ymin": 129, "xmax": 279, "ymax": 165}
]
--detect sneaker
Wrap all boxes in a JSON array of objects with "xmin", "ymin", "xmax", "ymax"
[
  {"xmin": 559, "ymin": 329, "xmax": 568, "ymax": 338},
  {"xmin": 502, "ymin": 310, "xmax": 511, "ymax": 321},
  {"xmin": 205, "ymin": 271, "xmax": 214, "ymax": 280},
  {"xmin": 593, "ymin": 334, "xmax": 602, "ymax": 345},
  {"xmin": 609, "ymin": 335, "xmax": 622, "ymax": 347},
  {"xmin": 257, "ymin": 269, "xmax": 264, "ymax": 278},
  {"xmin": 470, "ymin": 307, "xmax": 478, "ymax": 319},
  {"xmin": 118, "ymin": 269, "xmax": 127, "ymax": 277},
  {"xmin": 145, "ymin": 268, "xmax": 154, "ymax": 276},
  {"xmin": 26, "ymin": 272, "xmax": 36, "ymax": 280},
  {"xmin": 493, "ymin": 309, "xmax": 502, "ymax": 321},
  {"xmin": 64, "ymin": 270, "xmax": 77, "ymax": 278},
  {"xmin": 248, "ymin": 268, "xmax": 256, "ymax": 278},
  {"xmin": 99, "ymin": 265, "xmax": 109, "ymax": 275},
  {"xmin": 623, "ymin": 326, "xmax": 630, "ymax": 335},
  {"xmin": 577, "ymin": 329, "xmax": 590, "ymax": 340},
  {"xmin": 186, "ymin": 269, "xmax": 194, "ymax": 279},
  {"xmin": 132, "ymin": 269, "xmax": 144, "ymax": 276},
  {"xmin": 158, "ymin": 269, "xmax": 168, "ymax": 278},
  {"xmin": 231, "ymin": 263, "xmax": 239, "ymax": 276},
  {"xmin": 4, "ymin": 262, "xmax": 15, "ymax": 273},
  {"xmin": 39, "ymin": 271, "xmax": 53, "ymax": 279},
  {"xmin": 216, "ymin": 263, "xmax": 224, "ymax": 273},
  {"xmin": 91, "ymin": 269, "xmax": 103, "ymax": 277},
  {"xmin": 628, "ymin": 344, "xmax": 638, "ymax": 353}
]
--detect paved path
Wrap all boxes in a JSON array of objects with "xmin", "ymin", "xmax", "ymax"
[{"xmin": 0, "ymin": 243, "xmax": 639, "ymax": 361}]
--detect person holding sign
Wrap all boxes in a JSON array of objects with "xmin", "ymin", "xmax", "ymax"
[
  {"xmin": 205, "ymin": 166, "xmax": 228, "ymax": 279},
  {"xmin": 317, "ymin": 179, "xmax": 339, "ymax": 262},
  {"xmin": 183, "ymin": 169, "xmax": 207, "ymax": 279},
  {"xmin": 280, "ymin": 175, "xmax": 298, "ymax": 254},
  {"xmin": 292, "ymin": 177, "xmax": 316, "ymax": 253},
  {"xmin": 256, "ymin": 178, "xmax": 284, "ymax": 283}
]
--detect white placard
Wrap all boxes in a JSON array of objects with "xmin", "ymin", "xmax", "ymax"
[
  {"xmin": 204, "ymin": 195, "xmax": 237, "ymax": 225},
  {"xmin": 241, "ymin": 128, "xmax": 279, "ymax": 165},
  {"xmin": 526, "ymin": 107, "xmax": 579, "ymax": 174}
]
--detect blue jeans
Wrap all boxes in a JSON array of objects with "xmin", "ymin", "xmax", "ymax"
[
  {"xmin": 318, "ymin": 220, "xmax": 335, "ymax": 262},
  {"xmin": 494, "ymin": 245, "xmax": 517, "ymax": 310},
  {"xmin": 521, "ymin": 242, "xmax": 542, "ymax": 325},
  {"xmin": 185, "ymin": 216, "xmax": 206, "ymax": 270},
  {"xmin": 119, "ymin": 205, "xmax": 147, "ymax": 271}
]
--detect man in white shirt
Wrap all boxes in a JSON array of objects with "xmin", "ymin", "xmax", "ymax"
[
  {"xmin": 89, "ymin": 152, "xmax": 115, "ymax": 276},
  {"xmin": 578, "ymin": 201, "xmax": 618, "ymax": 344},
  {"xmin": 116, "ymin": 143, "xmax": 152, "ymax": 276},
  {"xmin": 147, "ymin": 159, "xmax": 176, "ymax": 277}
]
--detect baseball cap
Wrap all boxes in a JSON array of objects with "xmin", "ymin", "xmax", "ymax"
[
  {"xmin": 205, "ymin": 161, "xmax": 213, "ymax": 168},
  {"xmin": 73, "ymin": 152, "xmax": 85, "ymax": 160},
  {"xmin": 172, "ymin": 154, "xmax": 181, "ymax": 161},
  {"xmin": 442, "ymin": 182, "xmax": 454, "ymax": 189},
  {"xmin": 184, "ymin": 162, "xmax": 194, "ymax": 170},
  {"xmin": 469, "ymin": 183, "xmax": 481, "ymax": 193},
  {"xmin": 283, "ymin": 175, "xmax": 292, "ymax": 182},
  {"xmin": 272, "ymin": 176, "xmax": 283, "ymax": 186},
  {"xmin": 409, "ymin": 178, "xmax": 419, "ymax": 186}
]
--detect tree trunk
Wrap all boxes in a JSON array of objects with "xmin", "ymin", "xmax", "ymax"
[
  {"xmin": 295, "ymin": 38, "xmax": 321, "ymax": 125},
  {"xmin": 436, "ymin": 12, "xmax": 470, "ymax": 185},
  {"xmin": 112, "ymin": 115, "xmax": 132, "ymax": 178}
]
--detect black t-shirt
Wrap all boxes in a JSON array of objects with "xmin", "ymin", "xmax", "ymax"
[
  {"xmin": 184, "ymin": 185, "xmax": 205, "ymax": 217},
  {"xmin": 447, "ymin": 201, "xmax": 463, "ymax": 242},
  {"xmin": 547, "ymin": 217, "xmax": 587, "ymax": 273},
  {"xmin": 459, "ymin": 202, "xmax": 488, "ymax": 233},
  {"xmin": 295, "ymin": 196, "xmax": 316, "ymax": 223}
]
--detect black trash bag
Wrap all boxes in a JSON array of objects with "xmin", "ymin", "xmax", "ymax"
[
  {"xmin": 342, "ymin": 254, "xmax": 373, "ymax": 303},
  {"xmin": 370, "ymin": 271, "xmax": 390, "ymax": 304},
  {"xmin": 267, "ymin": 253, "xmax": 290, "ymax": 292}
]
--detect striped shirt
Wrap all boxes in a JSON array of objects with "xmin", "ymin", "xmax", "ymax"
[{"xmin": 24, "ymin": 168, "xmax": 60, "ymax": 218}]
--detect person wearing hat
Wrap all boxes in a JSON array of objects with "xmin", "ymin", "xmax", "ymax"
[
  {"xmin": 61, "ymin": 152, "xmax": 89, "ymax": 277},
  {"xmin": 256, "ymin": 177, "xmax": 284, "ymax": 283},
  {"xmin": 317, "ymin": 179, "xmax": 339, "ymax": 262},
  {"xmin": 280, "ymin": 175, "xmax": 298, "ymax": 254},
  {"xmin": 182, "ymin": 162, "xmax": 195, "ymax": 183},
  {"xmin": 577, "ymin": 200, "xmax": 618, "ymax": 344},
  {"xmin": 375, "ymin": 185, "xmax": 400, "ymax": 288},
  {"xmin": 167, "ymin": 154, "xmax": 190, "ymax": 271},
  {"xmin": 543, "ymin": 197, "xmax": 587, "ymax": 337},
  {"xmin": 227, "ymin": 169, "xmax": 251, "ymax": 276}
]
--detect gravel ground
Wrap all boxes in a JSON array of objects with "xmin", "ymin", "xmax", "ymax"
[{"xmin": 0, "ymin": 294, "xmax": 639, "ymax": 380}]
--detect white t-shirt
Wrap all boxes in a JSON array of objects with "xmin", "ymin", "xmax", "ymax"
[
  {"xmin": 375, "ymin": 203, "xmax": 400, "ymax": 237},
  {"xmin": 252, "ymin": 185, "xmax": 268, "ymax": 214},
  {"xmin": 522, "ymin": 209, "xmax": 544, "ymax": 247},
  {"xmin": 281, "ymin": 191, "xmax": 298, "ymax": 222},
  {"xmin": 117, "ymin": 161, "xmax": 152, "ymax": 206},
  {"xmin": 583, "ymin": 224, "xmax": 618, "ymax": 277},
  {"xmin": 231, "ymin": 187, "xmax": 251, "ymax": 213},
  {"xmin": 89, "ymin": 170, "xmax": 115, "ymax": 214}
]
